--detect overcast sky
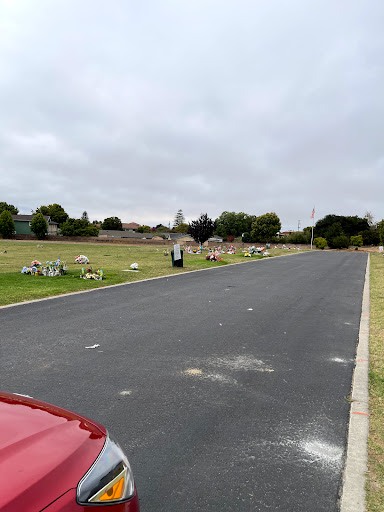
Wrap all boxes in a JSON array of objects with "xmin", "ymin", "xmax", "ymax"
[{"xmin": 1, "ymin": 0, "xmax": 383, "ymax": 230}]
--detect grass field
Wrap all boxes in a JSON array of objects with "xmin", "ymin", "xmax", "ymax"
[
  {"xmin": 0, "ymin": 240, "xmax": 297, "ymax": 306},
  {"xmin": 367, "ymin": 253, "xmax": 384, "ymax": 511}
]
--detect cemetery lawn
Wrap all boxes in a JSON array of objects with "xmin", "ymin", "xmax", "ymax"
[
  {"xmin": 0, "ymin": 241, "xmax": 294, "ymax": 306},
  {"xmin": 367, "ymin": 253, "xmax": 384, "ymax": 511}
]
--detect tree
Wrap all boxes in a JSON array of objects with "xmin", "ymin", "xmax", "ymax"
[
  {"xmin": 81, "ymin": 211, "xmax": 89, "ymax": 222},
  {"xmin": 0, "ymin": 202, "xmax": 19, "ymax": 215},
  {"xmin": 0, "ymin": 210, "xmax": 15, "ymax": 238},
  {"xmin": 285, "ymin": 231, "xmax": 311, "ymax": 244},
  {"xmin": 188, "ymin": 213, "xmax": 215, "ymax": 245},
  {"xmin": 314, "ymin": 215, "xmax": 369, "ymax": 239},
  {"xmin": 328, "ymin": 235, "xmax": 350, "ymax": 249},
  {"xmin": 101, "ymin": 217, "xmax": 123, "ymax": 230},
  {"xmin": 215, "ymin": 211, "xmax": 257, "ymax": 238},
  {"xmin": 172, "ymin": 222, "xmax": 189, "ymax": 233},
  {"xmin": 136, "ymin": 225, "xmax": 151, "ymax": 233},
  {"xmin": 251, "ymin": 212, "xmax": 281, "ymax": 242},
  {"xmin": 154, "ymin": 224, "xmax": 169, "ymax": 232},
  {"xmin": 173, "ymin": 209, "xmax": 185, "ymax": 227},
  {"xmin": 242, "ymin": 232, "xmax": 251, "ymax": 243},
  {"xmin": 364, "ymin": 211, "xmax": 374, "ymax": 227},
  {"xmin": 30, "ymin": 213, "xmax": 48, "ymax": 239},
  {"xmin": 59, "ymin": 218, "xmax": 99, "ymax": 236},
  {"xmin": 378, "ymin": 220, "xmax": 384, "ymax": 245},
  {"xmin": 34, "ymin": 204, "xmax": 68, "ymax": 225}
]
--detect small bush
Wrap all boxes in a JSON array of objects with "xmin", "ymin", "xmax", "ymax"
[
  {"xmin": 242, "ymin": 232, "xmax": 251, "ymax": 243},
  {"xmin": 313, "ymin": 237, "xmax": 327, "ymax": 250},
  {"xmin": 350, "ymin": 235, "xmax": 363, "ymax": 247},
  {"xmin": 328, "ymin": 235, "xmax": 350, "ymax": 249}
]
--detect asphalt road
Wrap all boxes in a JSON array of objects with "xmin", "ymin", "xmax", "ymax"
[{"xmin": 0, "ymin": 251, "xmax": 367, "ymax": 511}]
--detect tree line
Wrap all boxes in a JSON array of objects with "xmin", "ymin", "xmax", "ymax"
[{"xmin": 1, "ymin": 201, "xmax": 383, "ymax": 246}]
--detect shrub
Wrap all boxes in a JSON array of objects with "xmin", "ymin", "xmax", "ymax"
[
  {"xmin": 286, "ymin": 231, "xmax": 311, "ymax": 244},
  {"xmin": 242, "ymin": 232, "xmax": 251, "ymax": 243},
  {"xmin": 313, "ymin": 237, "xmax": 327, "ymax": 250},
  {"xmin": 350, "ymin": 235, "xmax": 363, "ymax": 247},
  {"xmin": 328, "ymin": 235, "xmax": 350, "ymax": 249}
]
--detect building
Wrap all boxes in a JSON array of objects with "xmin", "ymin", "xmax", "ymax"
[
  {"xmin": 122, "ymin": 222, "xmax": 140, "ymax": 231},
  {"xmin": 12, "ymin": 215, "xmax": 58, "ymax": 235}
]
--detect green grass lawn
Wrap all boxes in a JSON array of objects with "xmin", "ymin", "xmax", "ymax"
[
  {"xmin": 0, "ymin": 241, "xmax": 298, "ymax": 306},
  {"xmin": 367, "ymin": 253, "xmax": 384, "ymax": 511}
]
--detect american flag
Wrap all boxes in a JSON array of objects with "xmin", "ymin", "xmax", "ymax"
[{"xmin": 310, "ymin": 208, "xmax": 315, "ymax": 219}]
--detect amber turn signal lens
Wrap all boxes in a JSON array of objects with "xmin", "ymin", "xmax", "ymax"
[{"xmin": 99, "ymin": 477, "xmax": 125, "ymax": 501}]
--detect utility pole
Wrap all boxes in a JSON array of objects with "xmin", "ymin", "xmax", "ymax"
[{"xmin": 298, "ymin": 220, "xmax": 301, "ymax": 232}]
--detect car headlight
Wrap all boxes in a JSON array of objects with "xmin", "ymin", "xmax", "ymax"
[{"xmin": 77, "ymin": 434, "xmax": 135, "ymax": 505}]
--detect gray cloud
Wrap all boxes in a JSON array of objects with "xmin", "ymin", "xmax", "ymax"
[{"xmin": 1, "ymin": 0, "xmax": 383, "ymax": 228}]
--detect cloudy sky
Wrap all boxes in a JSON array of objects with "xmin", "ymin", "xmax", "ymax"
[{"xmin": 1, "ymin": 0, "xmax": 383, "ymax": 230}]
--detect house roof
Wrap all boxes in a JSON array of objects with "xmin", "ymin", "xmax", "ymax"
[
  {"xmin": 11, "ymin": 214, "xmax": 58, "ymax": 225},
  {"xmin": 122, "ymin": 222, "xmax": 140, "ymax": 229},
  {"xmin": 99, "ymin": 230, "xmax": 155, "ymax": 239}
]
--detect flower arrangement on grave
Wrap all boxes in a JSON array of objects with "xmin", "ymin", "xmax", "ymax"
[
  {"xmin": 80, "ymin": 267, "xmax": 104, "ymax": 280},
  {"xmin": 244, "ymin": 252, "xmax": 251, "ymax": 257},
  {"xmin": 206, "ymin": 250, "xmax": 223, "ymax": 262},
  {"xmin": 226, "ymin": 245, "xmax": 236, "ymax": 254},
  {"xmin": 41, "ymin": 259, "xmax": 68, "ymax": 276},
  {"xmin": 21, "ymin": 265, "xmax": 40, "ymax": 275},
  {"xmin": 22, "ymin": 258, "xmax": 68, "ymax": 276},
  {"xmin": 130, "ymin": 262, "xmax": 139, "ymax": 270},
  {"xmin": 75, "ymin": 255, "xmax": 89, "ymax": 264},
  {"xmin": 163, "ymin": 250, "xmax": 169, "ymax": 256}
]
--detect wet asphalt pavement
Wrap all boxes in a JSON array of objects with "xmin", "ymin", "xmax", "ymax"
[{"xmin": 0, "ymin": 251, "xmax": 367, "ymax": 511}]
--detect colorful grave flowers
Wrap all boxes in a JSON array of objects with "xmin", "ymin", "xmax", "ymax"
[
  {"xmin": 206, "ymin": 250, "xmax": 223, "ymax": 262},
  {"xmin": 80, "ymin": 267, "xmax": 104, "ymax": 280},
  {"xmin": 130, "ymin": 262, "xmax": 139, "ymax": 270},
  {"xmin": 75, "ymin": 255, "xmax": 89, "ymax": 264},
  {"xmin": 21, "ymin": 259, "xmax": 68, "ymax": 276}
]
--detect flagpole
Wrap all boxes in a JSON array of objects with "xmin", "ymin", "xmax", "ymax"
[{"xmin": 310, "ymin": 207, "xmax": 315, "ymax": 250}]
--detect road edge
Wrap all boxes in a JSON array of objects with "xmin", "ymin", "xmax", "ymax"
[{"xmin": 340, "ymin": 253, "xmax": 370, "ymax": 511}]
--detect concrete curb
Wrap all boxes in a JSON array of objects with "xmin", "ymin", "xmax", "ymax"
[{"xmin": 340, "ymin": 254, "xmax": 370, "ymax": 511}]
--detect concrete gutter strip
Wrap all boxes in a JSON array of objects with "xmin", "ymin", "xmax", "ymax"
[{"xmin": 340, "ymin": 254, "xmax": 370, "ymax": 511}]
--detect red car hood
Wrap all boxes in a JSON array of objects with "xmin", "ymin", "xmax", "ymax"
[{"xmin": 0, "ymin": 392, "xmax": 106, "ymax": 512}]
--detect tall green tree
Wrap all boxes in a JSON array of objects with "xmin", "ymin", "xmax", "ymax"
[
  {"xmin": 30, "ymin": 213, "xmax": 48, "ymax": 239},
  {"xmin": 188, "ymin": 213, "xmax": 215, "ymax": 245},
  {"xmin": 0, "ymin": 210, "xmax": 15, "ymax": 238},
  {"xmin": 251, "ymin": 212, "xmax": 281, "ymax": 242},
  {"xmin": 0, "ymin": 202, "xmax": 19, "ymax": 215},
  {"xmin": 215, "ymin": 211, "xmax": 256, "ymax": 238},
  {"xmin": 378, "ymin": 220, "xmax": 384, "ymax": 245},
  {"xmin": 101, "ymin": 217, "xmax": 123, "ymax": 230},
  {"xmin": 314, "ymin": 215, "xmax": 369, "ymax": 239},
  {"xmin": 34, "ymin": 204, "xmax": 68, "ymax": 225},
  {"xmin": 173, "ymin": 209, "xmax": 185, "ymax": 227}
]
